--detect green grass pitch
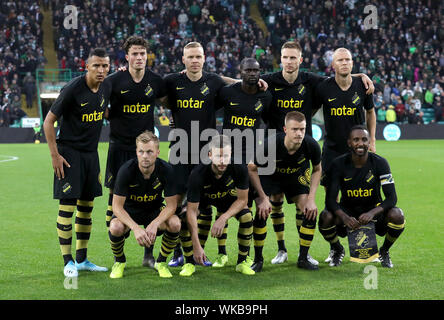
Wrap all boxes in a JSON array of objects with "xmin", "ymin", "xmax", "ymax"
[{"xmin": 0, "ymin": 140, "xmax": 443, "ymax": 300}]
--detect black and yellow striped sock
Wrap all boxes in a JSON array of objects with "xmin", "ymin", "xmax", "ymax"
[
  {"xmin": 57, "ymin": 199, "xmax": 76, "ymax": 266},
  {"xmin": 299, "ymin": 217, "xmax": 316, "ymax": 258},
  {"xmin": 157, "ymin": 231, "xmax": 180, "ymax": 262},
  {"xmin": 216, "ymin": 211, "xmax": 228, "ymax": 255},
  {"xmin": 295, "ymin": 208, "xmax": 304, "ymax": 234},
  {"xmin": 75, "ymin": 199, "xmax": 93, "ymax": 263},
  {"xmin": 270, "ymin": 200, "xmax": 286, "ymax": 252},
  {"xmin": 236, "ymin": 210, "xmax": 253, "ymax": 264},
  {"xmin": 197, "ymin": 209, "xmax": 212, "ymax": 249},
  {"xmin": 105, "ymin": 193, "xmax": 113, "ymax": 230},
  {"xmin": 253, "ymin": 213, "xmax": 267, "ymax": 261},
  {"xmin": 109, "ymin": 231, "xmax": 126, "ymax": 263},
  {"xmin": 179, "ymin": 217, "xmax": 194, "ymax": 264},
  {"xmin": 319, "ymin": 225, "xmax": 341, "ymax": 250},
  {"xmin": 381, "ymin": 221, "xmax": 405, "ymax": 252}
]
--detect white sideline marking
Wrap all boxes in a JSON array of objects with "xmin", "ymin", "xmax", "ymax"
[{"xmin": 0, "ymin": 155, "xmax": 19, "ymax": 163}]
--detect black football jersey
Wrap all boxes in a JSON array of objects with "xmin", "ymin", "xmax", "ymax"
[
  {"xmin": 219, "ymin": 82, "xmax": 272, "ymax": 163},
  {"xmin": 187, "ymin": 163, "xmax": 249, "ymax": 213},
  {"xmin": 326, "ymin": 152, "xmax": 397, "ymax": 218},
  {"xmin": 113, "ymin": 158, "xmax": 177, "ymax": 215},
  {"xmin": 106, "ymin": 69, "xmax": 167, "ymax": 149},
  {"xmin": 315, "ymin": 76, "xmax": 374, "ymax": 154},
  {"xmin": 164, "ymin": 72, "xmax": 226, "ymax": 153},
  {"xmin": 261, "ymin": 71, "xmax": 325, "ymax": 136},
  {"xmin": 50, "ymin": 75, "xmax": 111, "ymax": 151},
  {"xmin": 256, "ymin": 132, "xmax": 321, "ymax": 179}
]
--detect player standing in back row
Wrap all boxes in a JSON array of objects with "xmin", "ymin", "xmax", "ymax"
[
  {"xmin": 104, "ymin": 36, "xmax": 167, "ymax": 268},
  {"xmin": 315, "ymin": 48, "xmax": 377, "ymax": 263},
  {"xmin": 163, "ymin": 42, "xmax": 226, "ymax": 270}
]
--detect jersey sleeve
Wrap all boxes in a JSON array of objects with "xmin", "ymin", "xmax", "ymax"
[
  {"xmin": 233, "ymin": 164, "xmax": 250, "ymax": 190},
  {"xmin": 113, "ymin": 163, "xmax": 131, "ymax": 198},
  {"xmin": 306, "ymin": 135, "xmax": 321, "ymax": 166},
  {"xmin": 376, "ymin": 156, "xmax": 397, "ymax": 210},
  {"xmin": 363, "ymin": 92, "xmax": 375, "ymax": 110},
  {"xmin": 260, "ymin": 92, "xmax": 273, "ymax": 125},
  {"xmin": 215, "ymin": 85, "xmax": 229, "ymax": 110},
  {"xmin": 307, "ymin": 72, "xmax": 328, "ymax": 88},
  {"xmin": 50, "ymin": 82, "xmax": 75, "ymax": 118},
  {"xmin": 162, "ymin": 162, "xmax": 178, "ymax": 198},
  {"xmin": 186, "ymin": 168, "xmax": 204, "ymax": 203}
]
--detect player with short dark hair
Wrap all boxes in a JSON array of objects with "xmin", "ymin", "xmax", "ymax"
[
  {"xmin": 319, "ymin": 126, "xmax": 405, "ymax": 268},
  {"xmin": 108, "ymin": 131, "xmax": 181, "ymax": 278},
  {"xmin": 219, "ymin": 58, "xmax": 272, "ymax": 165},
  {"xmin": 43, "ymin": 47, "xmax": 111, "ymax": 277},
  {"xmin": 248, "ymin": 111, "xmax": 322, "ymax": 272},
  {"xmin": 183, "ymin": 135, "xmax": 255, "ymax": 276},
  {"xmin": 103, "ymin": 35, "xmax": 167, "ymax": 268}
]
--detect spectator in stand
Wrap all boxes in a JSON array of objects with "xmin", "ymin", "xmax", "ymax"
[
  {"xmin": 377, "ymin": 106, "xmax": 387, "ymax": 124},
  {"xmin": 407, "ymin": 108, "xmax": 423, "ymax": 125},
  {"xmin": 395, "ymin": 96, "xmax": 407, "ymax": 123},
  {"xmin": 432, "ymin": 96, "xmax": 443, "ymax": 123},
  {"xmin": 0, "ymin": 96, "xmax": 10, "ymax": 127},
  {"xmin": 386, "ymin": 105, "xmax": 397, "ymax": 123}
]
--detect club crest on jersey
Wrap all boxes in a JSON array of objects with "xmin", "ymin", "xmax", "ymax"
[
  {"xmin": 152, "ymin": 178, "xmax": 161, "ymax": 189},
  {"xmin": 352, "ymin": 92, "xmax": 361, "ymax": 105},
  {"xmin": 365, "ymin": 170, "xmax": 374, "ymax": 183},
  {"xmin": 200, "ymin": 83, "xmax": 209, "ymax": 96},
  {"xmin": 145, "ymin": 84, "xmax": 154, "ymax": 97},
  {"xmin": 298, "ymin": 168, "xmax": 311, "ymax": 187},
  {"xmin": 62, "ymin": 183, "xmax": 72, "ymax": 194},
  {"xmin": 298, "ymin": 84, "xmax": 306, "ymax": 96},
  {"xmin": 255, "ymin": 100, "xmax": 263, "ymax": 112}
]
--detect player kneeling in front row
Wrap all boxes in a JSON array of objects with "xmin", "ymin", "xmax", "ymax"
[
  {"xmin": 108, "ymin": 131, "xmax": 181, "ymax": 278},
  {"xmin": 248, "ymin": 111, "xmax": 322, "ymax": 272},
  {"xmin": 319, "ymin": 125, "xmax": 405, "ymax": 268},
  {"xmin": 185, "ymin": 135, "xmax": 255, "ymax": 276}
]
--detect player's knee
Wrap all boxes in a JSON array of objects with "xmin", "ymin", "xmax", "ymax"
[
  {"xmin": 388, "ymin": 207, "xmax": 404, "ymax": 224},
  {"xmin": 318, "ymin": 209, "xmax": 334, "ymax": 228},
  {"xmin": 109, "ymin": 219, "xmax": 126, "ymax": 236},
  {"xmin": 167, "ymin": 215, "xmax": 181, "ymax": 233}
]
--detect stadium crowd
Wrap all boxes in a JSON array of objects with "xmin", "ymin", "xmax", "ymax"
[
  {"xmin": 2, "ymin": 0, "xmax": 443, "ymax": 126},
  {"xmin": 0, "ymin": 1, "xmax": 43, "ymax": 126}
]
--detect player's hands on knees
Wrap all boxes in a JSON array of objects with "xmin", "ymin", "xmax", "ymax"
[
  {"xmin": 133, "ymin": 226, "xmax": 151, "ymax": 247},
  {"xmin": 256, "ymin": 196, "xmax": 272, "ymax": 219},
  {"xmin": 303, "ymin": 199, "xmax": 318, "ymax": 221},
  {"xmin": 358, "ymin": 212, "xmax": 375, "ymax": 225},
  {"xmin": 211, "ymin": 216, "xmax": 227, "ymax": 238},
  {"xmin": 145, "ymin": 222, "xmax": 159, "ymax": 245},
  {"xmin": 342, "ymin": 215, "xmax": 360, "ymax": 230},
  {"xmin": 193, "ymin": 245, "xmax": 207, "ymax": 266},
  {"xmin": 52, "ymin": 153, "xmax": 70, "ymax": 180}
]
